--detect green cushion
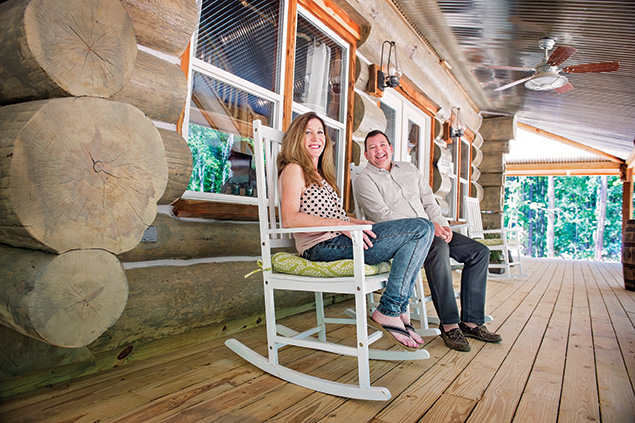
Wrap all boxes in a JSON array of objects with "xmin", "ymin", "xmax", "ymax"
[
  {"xmin": 271, "ymin": 252, "xmax": 391, "ymax": 277},
  {"xmin": 477, "ymin": 238, "xmax": 519, "ymax": 247},
  {"xmin": 478, "ymin": 238, "xmax": 504, "ymax": 246}
]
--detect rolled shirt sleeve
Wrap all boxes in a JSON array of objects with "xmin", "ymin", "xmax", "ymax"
[{"xmin": 354, "ymin": 161, "xmax": 449, "ymax": 227}]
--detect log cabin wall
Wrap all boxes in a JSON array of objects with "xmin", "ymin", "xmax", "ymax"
[
  {"xmin": 0, "ymin": 0, "xmax": 200, "ymax": 396},
  {"xmin": 0, "ymin": 0, "xmax": 510, "ymax": 398}
]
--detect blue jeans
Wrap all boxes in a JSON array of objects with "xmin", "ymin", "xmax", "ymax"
[
  {"xmin": 302, "ymin": 218, "xmax": 434, "ymax": 317},
  {"xmin": 423, "ymin": 232, "xmax": 490, "ymax": 325}
]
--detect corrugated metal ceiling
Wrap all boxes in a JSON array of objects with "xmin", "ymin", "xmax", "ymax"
[{"xmin": 391, "ymin": 0, "xmax": 635, "ymax": 160}]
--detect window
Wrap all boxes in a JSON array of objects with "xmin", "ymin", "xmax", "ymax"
[
  {"xmin": 182, "ymin": 0, "xmax": 285, "ymax": 203},
  {"xmin": 292, "ymin": 7, "xmax": 349, "ymax": 188},
  {"xmin": 379, "ymin": 90, "xmax": 432, "ymax": 178},
  {"xmin": 182, "ymin": 1, "xmax": 351, "ymax": 203},
  {"xmin": 433, "ymin": 120, "xmax": 472, "ymax": 221}
]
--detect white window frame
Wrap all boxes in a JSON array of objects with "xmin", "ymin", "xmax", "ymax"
[
  {"xmin": 380, "ymin": 90, "xmax": 432, "ymax": 181},
  {"xmin": 181, "ymin": 0, "xmax": 289, "ymax": 204},
  {"xmin": 293, "ymin": 5, "xmax": 349, "ymax": 190}
]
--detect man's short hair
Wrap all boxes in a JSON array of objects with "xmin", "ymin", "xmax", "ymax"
[{"xmin": 364, "ymin": 130, "xmax": 392, "ymax": 150}]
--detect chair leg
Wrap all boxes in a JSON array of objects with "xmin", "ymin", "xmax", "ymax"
[
  {"xmin": 411, "ymin": 273, "xmax": 440, "ymax": 336},
  {"xmin": 315, "ymin": 292, "xmax": 326, "ymax": 342},
  {"xmin": 354, "ymin": 287, "xmax": 371, "ymax": 388},
  {"xmin": 263, "ymin": 277, "xmax": 279, "ymax": 366}
]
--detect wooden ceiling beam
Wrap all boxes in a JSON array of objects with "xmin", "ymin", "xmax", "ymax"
[
  {"xmin": 517, "ymin": 122, "xmax": 624, "ymax": 164},
  {"xmin": 507, "ymin": 161, "xmax": 621, "ymax": 176}
]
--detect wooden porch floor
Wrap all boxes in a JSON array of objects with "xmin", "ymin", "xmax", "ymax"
[{"xmin": 1, "ymin": 258, "xmax": 634, "ymax": 423}]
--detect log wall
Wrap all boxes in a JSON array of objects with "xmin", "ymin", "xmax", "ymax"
[{"xmin": 0, "ymin": 0, "xmax": 195, "ymax": 364}]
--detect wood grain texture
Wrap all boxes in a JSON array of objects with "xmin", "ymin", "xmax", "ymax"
[
  {"xmin": 1, "ymin": 260, "xmax": 633, "ymax": 422},
  {"xmin": 0, "ymin": 97, "xmax": 167, "ymax": 254},
  {"xmin": 0, "ymin": 245, "xmax": 128, "ymax": 348},
  {"xmin": 0, "ymin": 0, "xmax": 136, "ymax": 104},
  {"xmin": 110, "ymin": 50, "xmax": 188, "ymax": 124},
  {"xmin": 117, "ymin": 213, "xmax": 261, "ymax": 262},
  {"xmin": 156, "ymin": 128, "xmax": 192, "ymax": 205},
  {"xmin": 120, "ymin": 0, "xmax": 198, "ymax": 57}
]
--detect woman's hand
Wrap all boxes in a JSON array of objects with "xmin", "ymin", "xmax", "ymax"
[{"xmin": 340, "ymin": 221, "xmax": 376, "ymax": 249}]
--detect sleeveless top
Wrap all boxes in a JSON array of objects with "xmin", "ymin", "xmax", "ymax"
[{"xmin": 294, "ymin": 180, "xmax": 350, "ymax": 255}]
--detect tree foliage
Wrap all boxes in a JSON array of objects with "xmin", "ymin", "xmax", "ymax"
[
  {"xmin": 504, "ymin": 176, "xmax": 624, "ymax": 262},
  {"xmin": 186, "ymin": 124, "xmax": 254, "ymax": 194}
]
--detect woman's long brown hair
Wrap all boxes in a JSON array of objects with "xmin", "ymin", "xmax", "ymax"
[{"xmin": 277, "ymin": 112, "xmax": 339, "ymax": 195}]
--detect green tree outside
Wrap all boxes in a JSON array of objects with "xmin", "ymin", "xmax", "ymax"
[
  {"xmin": 186, "ymin": 124, "xmax": 255, "ymax": 194},
  {"xmin": 504, "ymin": 175, "xmax": 624, "ymax": 262}
]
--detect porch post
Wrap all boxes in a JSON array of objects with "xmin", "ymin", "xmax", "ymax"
[{"xmin": 478, "ymin": 115, "xmax": 517, "ymax": 230}]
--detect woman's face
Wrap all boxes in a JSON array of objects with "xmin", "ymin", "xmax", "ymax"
[{"xmin": 303, "ymin": 118, "xmax": 326, "ymax": 165}]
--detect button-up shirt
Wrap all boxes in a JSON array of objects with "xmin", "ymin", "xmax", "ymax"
[{"xmin": 354, "ymin": 161, "xmax": 449, "ymax": 227}]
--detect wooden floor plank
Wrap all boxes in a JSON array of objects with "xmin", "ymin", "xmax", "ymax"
[
  {"xmin": 444, "ymin": 261, "xmax": 553, "ymax": 401},
  {"xmin": 462, "ymin": 262, "xmax": 563, "ymax": 423},
  {"xmin": 590, "ymin": 262, "xmax": 635, "ymax": 392},
  {"xmin": 371, "ymin": 262, "xmax": 551, "ymax": 423},
  {"xmin": 585, "ymin": 262, "xmax": 635, "ymax": 422},
  {"xmin": 513, "ymin": 261, "xmax": 573, "ymax": 423},
  {"xmin": 558, "ymin": 262, "xmax": 600, "ymax": 423},
  {"xmin": 417, "ymin": 393, "xmax": 476, "ymax": 423}
]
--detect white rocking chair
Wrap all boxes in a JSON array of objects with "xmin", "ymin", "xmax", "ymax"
[
  {"xmin": 225, "ymin": 120, "xmax": 430, "ymax": 401},
  {"xmin": 464, "ymin": 196, "xmax": 524, "ymax": 279}
]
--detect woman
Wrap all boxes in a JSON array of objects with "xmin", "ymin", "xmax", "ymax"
[{"xmin": 278, "ymin": 111, "xmax": 435, "ymax": 350}]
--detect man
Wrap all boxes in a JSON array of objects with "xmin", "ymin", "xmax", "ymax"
[{"xmin": 354, "ymin": 129, "xmax": 502, "ymax": 352}]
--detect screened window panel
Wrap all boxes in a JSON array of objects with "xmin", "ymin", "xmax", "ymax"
[
  {"xmin": 187, "ymin": 71, "xmax": 274, "ymax": 196},
  {"xmin": 293, "ymin": 15, "xmax": 345, "ymax": 122},
  {"xmin": 380, "ymin": 101, "xmax": 397, "ymax": 149},
  {"xmin": 196, "ymin": 0, "xmax": 283, "ymax": 92},
  {"xmin": 407, "ymin": 120, "xmax": 420, "ymax": 168},
  {"xmin": 460, "ymin": 138, "xmax": 470, "ymax": 179}
]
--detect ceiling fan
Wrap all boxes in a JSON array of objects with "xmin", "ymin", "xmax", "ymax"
[{"xmin": 491, "ymin": 37, "xmax": 620, "ymax": 94}]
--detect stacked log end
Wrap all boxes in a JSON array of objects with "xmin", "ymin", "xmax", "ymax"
[
  {"xmin": 0, "ymin": 245, "xmax": 128, "ymax": 348},
  {"xmin": 0, "ymin": 97, "xmax": 167, "ymax": 254},
  {"xmin": 0, "ymin": 0, "xmax": 196, "ymax": 348},
  {"xmin": 110, "ymin": 50, "xmax": 188, "ymax": 124},
  {"xmin": 0, "ymin": 0, "xmax": 137, "ymax": 105},
  {"xmin": 120, "ymin": 0, "xmax": 199, "ymax": 57},
  {"xmin": 158, "ymin": 128, "xmax": 193, "ymax": 205}
]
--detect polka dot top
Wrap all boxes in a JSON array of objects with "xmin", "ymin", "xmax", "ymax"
[
  {"xmin": 294, "ymin": 180, "xmax": 350, "ymax": 255},
  {"xmin": 300, "ymin": 181, "xmax": 350, "ymax": 222}
]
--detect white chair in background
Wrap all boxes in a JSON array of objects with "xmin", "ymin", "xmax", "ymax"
[
  {"xmin": 225, "ymin": 121, "xmax": 431, "ymax": 401},
  {"xmin": 464, "ymin": 196, "xmax": 524, "ymax": 279}
]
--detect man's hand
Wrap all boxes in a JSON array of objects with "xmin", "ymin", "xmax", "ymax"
[{"xmin": 434, "ymin": 223, "xmax": 453, "ymax": 243}]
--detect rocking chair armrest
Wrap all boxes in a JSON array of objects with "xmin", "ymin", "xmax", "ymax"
[{"xmin": 272, "ymin": 224, "xmax": 373, "ymax": 235}]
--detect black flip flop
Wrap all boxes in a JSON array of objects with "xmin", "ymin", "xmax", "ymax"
[
  {"xmin": 367, "ymin": 317, "xmax": 420, "ymax": 351},
  {"xmin": 403, "ymin": 321, "xmax": 426, "ymax": 346}
]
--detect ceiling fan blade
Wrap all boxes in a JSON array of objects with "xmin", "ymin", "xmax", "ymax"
[
  {"xmin": 494, "ymin": 75, "xmax": 534, "ymax": 91},
  {"xmin": 554, "ymin": 82, "xmax": 574, "ymax": 94},
  {"xmin": 562, "ymin": 61, "xmax": 620, "ymax": 73},
  {"xmin": 486, "ymin": 65, "xmax": 535, "ymax": 72},
  {"xmin": 547, "ymin": 46, "xmax": 577, "ymax": 66}
]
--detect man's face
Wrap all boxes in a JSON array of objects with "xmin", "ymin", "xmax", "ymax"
[{"xmin": 365, "ymin": 133, "xmax": 394, "ymax": 171}]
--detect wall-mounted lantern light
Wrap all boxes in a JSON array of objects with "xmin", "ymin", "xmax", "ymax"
[
  {"xmin": 378, "ymin": 40, "xmax": 401, "ymax": 90},
  {"xmin": 449, "ymin": 106, "xmax": 465, "ymax": 141}
]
